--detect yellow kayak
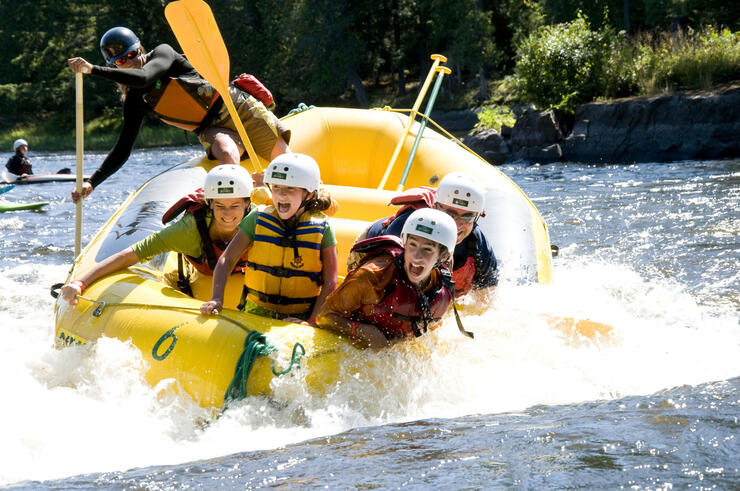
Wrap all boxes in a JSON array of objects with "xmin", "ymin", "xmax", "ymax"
[{"xmin": 54, "ymin": 106, "xmax": 558, "ymax": 409}]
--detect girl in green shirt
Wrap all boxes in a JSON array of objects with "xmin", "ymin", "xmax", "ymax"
[{"xmin": 61, "ymin": 165, "xmax": 254, "ymax": 305}]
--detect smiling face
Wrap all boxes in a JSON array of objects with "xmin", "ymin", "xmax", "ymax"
[
  {"xmin": 435, "ymin": 203, "xmax": 478, "ymax": 245},
  {"xmin": 403, "ymin": 234, "xmax": 444, "ymax": 287},
  {"xmin": 17, "ymin": 145, "xmax": 28, "ymax": 156},
  {"xmin": 209, "ymin": 198, "xmax": 250, "ymax": 237},
  {"xmin": 271, "ymin": 184, "xmax": 309, "ymax": 219}
]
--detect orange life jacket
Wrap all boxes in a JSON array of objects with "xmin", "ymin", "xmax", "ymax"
[{"xmin": 144, "ymin": 76, "xmax": 221, "ymax": 131}]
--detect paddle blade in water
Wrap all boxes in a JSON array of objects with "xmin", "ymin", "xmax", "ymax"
[{"xmin": 165, "ymin": 0, "xmax": 230, "ymax": 93}]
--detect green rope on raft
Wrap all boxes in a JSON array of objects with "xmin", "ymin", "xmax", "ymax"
[
  {"xmin": 286, "ymin": 102, "xmax": 315, "ymax": 116},
  {"xmin": 224, "ymin": 330, "xmax": 306, "ymax": 404}
]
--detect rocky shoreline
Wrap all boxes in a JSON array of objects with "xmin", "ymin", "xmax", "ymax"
[{"xmin": 460, "ymin": 84, "xmax": 740, "ymax": 164}]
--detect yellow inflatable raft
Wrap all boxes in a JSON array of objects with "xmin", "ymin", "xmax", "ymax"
[{"xmin": 54, "ymin": 106, "xmax": 556, "ymax": 409}]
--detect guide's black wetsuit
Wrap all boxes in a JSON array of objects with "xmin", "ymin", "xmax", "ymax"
[{"xmin": 86, "ymin": 44, "xmax": 197, "ymax": 188}]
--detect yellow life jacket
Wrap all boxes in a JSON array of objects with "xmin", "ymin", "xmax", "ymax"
[
  {"xmin": 244, "ymin": 206, "xmax": 327, "ymax": 315},
  {"xmin": 143, "ymin": 75, "xmax": 220, "ymax": 131}
]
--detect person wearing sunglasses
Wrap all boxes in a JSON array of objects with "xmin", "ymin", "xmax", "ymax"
[
  {"xmin": 355, "ymin": 172, "xmax": 498, "ymax": 299},
  {"xmin": 66, "ymin": 26, "xmax": 290, "ymax": 203}
]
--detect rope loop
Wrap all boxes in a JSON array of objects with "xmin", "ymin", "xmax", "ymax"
[
  {"xmin": 286, "ymin": 103, "xmax": 315, "ymax": 116},
  {"xmin": 271, "ymin": 342, "xmax": 305, "ymax": 376}
]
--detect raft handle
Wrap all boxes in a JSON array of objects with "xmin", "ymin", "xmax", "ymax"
[
  {"xmin": 50, "ymin": 283, "xmax": 63, "ymax": 299},
  {"xmin": 92, "ymin": 301, "xmax": 107, "ymax": 317}
]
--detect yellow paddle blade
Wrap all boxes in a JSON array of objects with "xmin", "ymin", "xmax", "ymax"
[
  {"xmin": 165, "ymin": 0, "xmax": 262, "ymax": 173},
  {"xmin": 546, "ymin": 315, "xmax": 613, "ymax": 340},
  {"xmin": 165, "ymin": 0, "xmax": 229, "ymax": 93}
]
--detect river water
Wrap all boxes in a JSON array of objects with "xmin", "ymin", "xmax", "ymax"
[{"xmin": 1, "ymin": 149, "xmax": 737, "ymax": 489}]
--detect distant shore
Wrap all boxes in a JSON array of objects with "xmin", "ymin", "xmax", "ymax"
[{"xmin": 463, "ymin": 83, "xmax": 740, "ymax": 164}]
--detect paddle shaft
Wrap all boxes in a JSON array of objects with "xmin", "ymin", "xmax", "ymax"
[
  {"xmin": 75, "ymin": 72, "xmax": 83, "ymax": 257},
  {"xmin": 165, "ymin": 0, "xmax": 262, "ymax": 173},
  {"xmin": 396, "ymin": 66, "xmax": 452, "ymax": 191},
  {"xmin": 377, "ymin": 54, "xmax": 447, "ymax": 190}
]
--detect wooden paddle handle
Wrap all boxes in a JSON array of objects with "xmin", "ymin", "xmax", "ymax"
[{"xmin": 75, "ymin": 72, "xmax": 84, "ymax": 258}]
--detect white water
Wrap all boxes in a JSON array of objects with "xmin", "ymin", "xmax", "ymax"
[{"xmin": 1, "ymin": 254, "xmax": 737, "ymax": 485}]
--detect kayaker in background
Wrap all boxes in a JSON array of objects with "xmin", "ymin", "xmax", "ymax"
[
  {"xmin": 201, "ymin": 153, "xmax": 338, "ymax": 324},
  {"xmin": 60, "ymin": 164, "xmax": 254, "ymax": 305},
  {"xmin": 6, "ymin": 139, "xmax": 32, "ymax": 176},
  {"xmin": 351, "ymin": 172, "xmax": 498, "ymax": 300},
  {"xmin": 67, "ymin": 26, "xmax": 290, "ymax": 203},
  {"xmin": 316, "ymin": 208, "xmax": 457, "ymax": 349}
]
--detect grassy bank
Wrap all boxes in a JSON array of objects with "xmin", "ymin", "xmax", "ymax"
[{"xmin": 1, "ymin": 113, "xmax": 194, "ymax": 153}]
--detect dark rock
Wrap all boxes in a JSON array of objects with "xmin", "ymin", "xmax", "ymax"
[
  {"xmin": 561, "ymin": 85, "xmax": 740, "ymax": 163},
  {"xmin": 463, "ymin": 129, "xmax": 511, "ymax": 165},
  {"xmin": 464, "ymin": 128, "xmax": 507, "ymax": 152},
  {"xmin": 513, "ymin": 143, "xmax": 563, "ymax": 163},
  {"xmin": 510, "ymin": 109, "xmax": 565, "ymax": 149},
  {"xmin": 430, "ymin": 109, "xmax": 480, "ymax": 132},
  {"xmin": 500, "ymin": 124, "xmax": 513, "ymax": 138},
  {"xmin": 450, "ymin": 84, "xmax": 740, "ymax": 165}
]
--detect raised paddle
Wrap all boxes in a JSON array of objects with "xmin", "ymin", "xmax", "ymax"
[
  {"xmin": 165, "ymin": 0, "xmax": 263, "ymax": 174},
  {"xmin": 75, "ymin": 71, "xmax": 84, "ymax": 257}
]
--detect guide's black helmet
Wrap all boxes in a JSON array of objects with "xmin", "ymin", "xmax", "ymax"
[{"xmin": 100, "ymin": 27, "xmax": 141, "ymax": 66}]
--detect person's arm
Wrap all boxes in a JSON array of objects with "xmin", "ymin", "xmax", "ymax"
[
  {"xmin": 305, "ymin": 245, "xmax": 338, "ymax": 323},
  {"xmin": 86, "ymin": 45, "xmax": 180, "ymax": 88},
  {"xmin": 200, "ymin": 230, "xmax": 251, "ymax": 315},
  {"xmin": 60, "ymin": 248, "xmax": 139, "ymax": 306},
  {"xmin": 316, "ymin": 312, "xmax": 391, "ymax": 349},
  {"xmin": 315, "ymin": 257, "xmax": 396, "ymax": 349}
]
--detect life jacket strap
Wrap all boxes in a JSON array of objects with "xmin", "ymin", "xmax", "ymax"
[
  {"xmin": 193, "ymin": 208, "xmax": 217, "ymax": 270},
  {"xmin": 245, "ymin": 261, "xmax": 323, "ymax": 284},
  {"xmin": 245, "ymin": 287, "xmax": 317, "ymax": 306}
]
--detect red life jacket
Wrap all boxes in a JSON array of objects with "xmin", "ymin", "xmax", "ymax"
[
  {"xmin": 349, "ymin": 235, "xmax": 453, "ymax": 339},
  {"xmin": 378, "ymin": 188, "xmax": 485, "ymax": 297},
  {"xmin": 162, "ymin": 188, "xmax": 249, "ymax": 276},
  {"xmin": 233, "ymin": 73, "xmax": 275, "ymax": 110},
  {"xmin": 380, "ymin": 186, "xmax": 437, "ymax": 227}
]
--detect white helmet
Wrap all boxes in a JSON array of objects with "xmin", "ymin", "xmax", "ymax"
[
  {"xmin": 204, "ymin": 164, "xmax": 254, "ymax": 199},
  {"xmin": 13, "ymin": 139, "xmax": 28, "ymax": 151},
  {"xmin": 264, "ymin": 153, "xmax": 321, "ymax": 193},
  {"xmin": 401, "ymin": 208, "xmax": 457, "ymax": 257},
  {"xmin": 435, "ymin": 172, "xmax": 485, "ymax": 214}
]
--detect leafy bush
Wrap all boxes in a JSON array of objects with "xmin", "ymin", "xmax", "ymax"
[
  {"xmin": 633, "ymin": 27, "xmax": 740, "ymax": 92},
  {"xmin": 473, "ymin": 105, "xmax": 516, "ymax": 133},
  {"xmin": 513, "ymin": 14, "xmax": 630, "ymax": 110}
]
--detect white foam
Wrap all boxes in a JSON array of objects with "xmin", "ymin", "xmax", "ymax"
[{"xmin": 0, "ymin": 257, "xmax": 738, "ymax": 485}]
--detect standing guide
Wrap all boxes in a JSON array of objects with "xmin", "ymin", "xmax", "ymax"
[{"xmin": 67, "ymin": 26, "xmax": 290, "ymax": 203}]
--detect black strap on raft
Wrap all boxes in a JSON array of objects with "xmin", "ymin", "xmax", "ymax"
[
  {"xmin": 50, "ymin": 283, "xmax": 63, "ymax": 298},
  {"xmin": 176, "ymin": 253, "xmax": 194, "ymax": 296},
  {"xmin": 440, "ymin": 267, "xmax": 475, "ymax": 339}
]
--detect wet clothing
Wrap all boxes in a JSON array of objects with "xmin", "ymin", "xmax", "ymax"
[
  {"xmin": 318, "ymin": 252, "xmax": 452, "ymax": 340},
  {"xmin": 5, "ymin": 153, "xmax": 32, "ymax": 175},
  {"xmin": 366, "ymin": 209, "xmax": 498, "ymax": 295},
  {"xmin": 87, "ymin": 44, "xmax": 289, "ymax": 189},
  {"xmin": 238, "ymin": 207, "xmax": 337, "ymax": 317}
]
